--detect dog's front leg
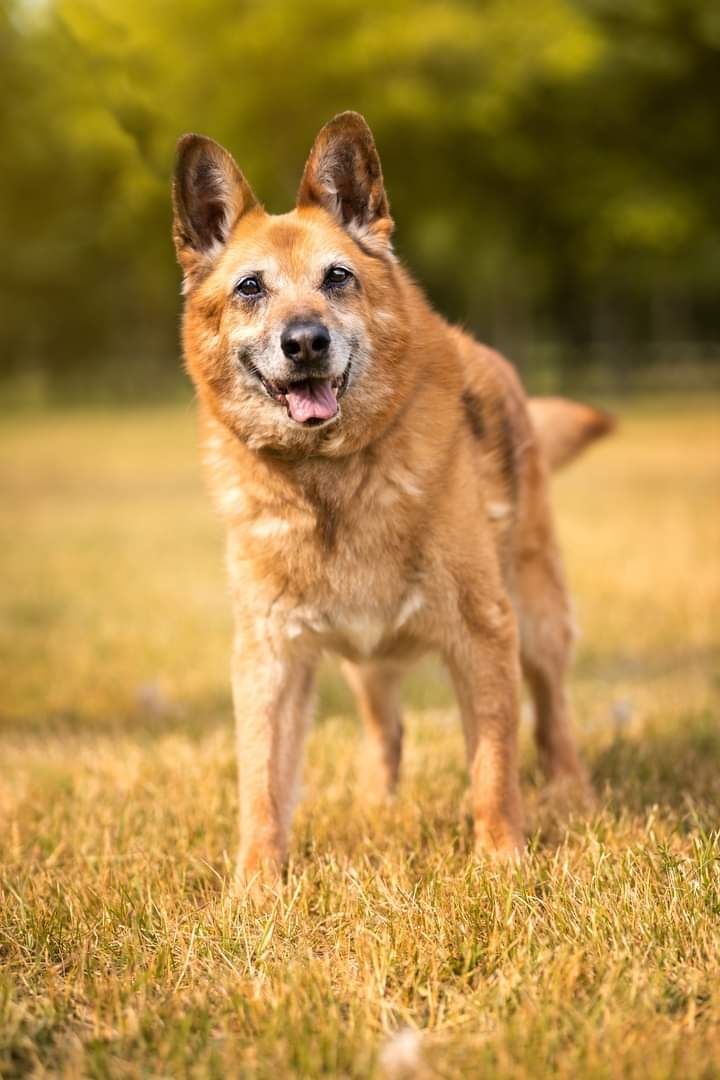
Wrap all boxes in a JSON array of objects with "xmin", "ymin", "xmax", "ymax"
[
  {"xmin": 445, "ymin": 592, "xmax": 525, "ymax": 860},
  {"xmin": 231, "ymin": 627, "xmax": 316, "ymax": 893}
]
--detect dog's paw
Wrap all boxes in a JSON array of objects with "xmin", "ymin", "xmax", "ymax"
[
  {"xmin": 233, "ymin": 846, "xmax": 283, "ymax": 906},
  {"xmin": 473, "ymin": 821, "xmax": 525, "ymax": 863},
  {"xmin": 542, "ymin": 768, "xmax": 597, "ymax": 816}
]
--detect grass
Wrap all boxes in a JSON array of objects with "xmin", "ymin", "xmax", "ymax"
[{"xmin": 1, "ymin": 393, "xmax": 718, "ymax": 1078}]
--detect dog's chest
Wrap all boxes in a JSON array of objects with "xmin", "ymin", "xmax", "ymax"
[
  {"xmin": 230, "ymin": 459, "xmax": 430, "ymax": 659},
  {"xmin": 283, "ymin": 586, "xmax": 426, "ymax": 660}
]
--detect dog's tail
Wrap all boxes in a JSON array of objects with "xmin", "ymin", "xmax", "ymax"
[{"xmin": 528, "ymin": 396, "xmax": 615, "ymax": 471}]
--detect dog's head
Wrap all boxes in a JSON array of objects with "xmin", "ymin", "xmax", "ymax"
[{"xmin": 173, "ymin": 112, "xmax": 411, "ymax": 453}]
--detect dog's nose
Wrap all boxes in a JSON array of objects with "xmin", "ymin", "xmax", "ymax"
[{"xmin": 280, "ymin": 322, "xmax": 331, "ymax": 364}]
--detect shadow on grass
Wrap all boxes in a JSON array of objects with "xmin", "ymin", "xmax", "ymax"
[
  {"xmin": 1, "ymin": 658, "xmax": 455, "ymax": 740},
  {"xmin": 4, "ymin": 665, "xmax": 717, "ymax": 835},
  {"xmin": 590, "ymin": 711, "xmax": 720, "ymax": 818},
  {"xmin": 0, "ymin": 691, "xmax": 234, "ymax": 741},
  {"xmin": 574, "ymin": 644, "xmax": 718, "ymax": 685}
]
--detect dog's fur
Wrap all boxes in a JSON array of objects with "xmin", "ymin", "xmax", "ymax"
[{"xmin": 172, "ymin": 112, "xmax": 611, "ymax": 890}]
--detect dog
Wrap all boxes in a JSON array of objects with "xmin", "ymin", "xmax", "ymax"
[{"xmin": 172, "ymin": 111, "xmax": 612, "ymax": 891}]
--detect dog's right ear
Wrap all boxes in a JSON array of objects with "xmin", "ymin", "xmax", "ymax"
[{"xmin": 172, "ymin": 134, "xmax": 257, "ymax": 287}]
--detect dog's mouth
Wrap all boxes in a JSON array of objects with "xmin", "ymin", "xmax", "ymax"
[{"xmin": 244, "ymin": 360, "xmax": 351, "ymax": 426}]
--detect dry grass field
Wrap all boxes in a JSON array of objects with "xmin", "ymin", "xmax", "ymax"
[{"xmin": 1, "ymin": 395, "xmax": 718, "ymax": 1078}]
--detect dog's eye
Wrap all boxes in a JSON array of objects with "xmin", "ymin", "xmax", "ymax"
[
  {"xmin": 235, "ymin": 275, "xmax": 262, "ymax": 298},
  {"xmin": 323, "ymin": 266, "xmax": 353, "ymax": 288}
]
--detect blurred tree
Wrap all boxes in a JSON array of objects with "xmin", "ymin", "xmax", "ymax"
[{"xmin": 0, "ymin": 0, "xmax": 718, "ymax": 394}]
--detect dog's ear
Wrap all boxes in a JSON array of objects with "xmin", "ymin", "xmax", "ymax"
[
  {"xmin": 297, "ymin": 112, "xmax": 393, "ymax": 255},
  {"xmin": 172, "ymin": 134, "xmax": 258, "ymax": 285}
]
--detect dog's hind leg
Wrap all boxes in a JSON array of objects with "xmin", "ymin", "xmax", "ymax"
[
  {"xmin": 515, "ymin": 542, "xmax": 592, "ymax": 802},
  {"xmin": 343, "ymin": 660, "xmax": 404, "ymax": 799}
]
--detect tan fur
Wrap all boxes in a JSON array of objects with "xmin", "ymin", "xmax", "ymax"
[
  {"xmin": 528, "ymin": 396, "xmax": 615, "ymax": 470},
  {"xmin": 172, "ymin": 113, "xmax": 606, "ymax": 893}
]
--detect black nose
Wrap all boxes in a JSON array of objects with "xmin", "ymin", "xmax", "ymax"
[{"xmin": 281, "ymin": 321, "xmax": 331, "ymax": 364}]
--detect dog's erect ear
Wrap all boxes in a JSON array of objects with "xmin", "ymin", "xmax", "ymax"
[
  {"xmin": 172, "ymin": 134, "xmax": 257, "ymax": 283},
  {"xmin": 297, "ymin": 112, "xmax": 393, "ymax": 254}
]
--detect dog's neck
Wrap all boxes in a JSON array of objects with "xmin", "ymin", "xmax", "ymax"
[{"xmin": 198, "ymin": 355, "xmax": 461, "ymax": 543}]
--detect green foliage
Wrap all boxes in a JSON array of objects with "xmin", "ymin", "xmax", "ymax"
[{"xmin": 1, "ymin": 0, "xmax": 719, "ymax": 392}]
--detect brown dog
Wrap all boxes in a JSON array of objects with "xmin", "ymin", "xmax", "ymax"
[{"xmin": 172, "ymin": 112, "xmax": 611, "ymax": 890}]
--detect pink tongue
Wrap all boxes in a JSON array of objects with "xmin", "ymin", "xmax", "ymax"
[{"xmin": 286, "ymin": 379, "xmax": 338, "ymax": 423}]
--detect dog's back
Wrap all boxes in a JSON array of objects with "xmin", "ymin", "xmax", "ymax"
[{"xmin": 451, "ymin": 329, "xmax": 611, "ymax": 585}]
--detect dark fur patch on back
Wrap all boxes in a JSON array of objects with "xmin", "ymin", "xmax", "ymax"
[
  {"xmin": 497, "ymin": 410, "xmax": 518, "ymax": 501},
  {"xmin": 461, "ymin": 390, "xmax": 486, "ymax": 439}
]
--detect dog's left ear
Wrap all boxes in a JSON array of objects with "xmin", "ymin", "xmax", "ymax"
[{"xmin": 297, "ymin": 112, "xmax": 393, "ymax": 255}]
